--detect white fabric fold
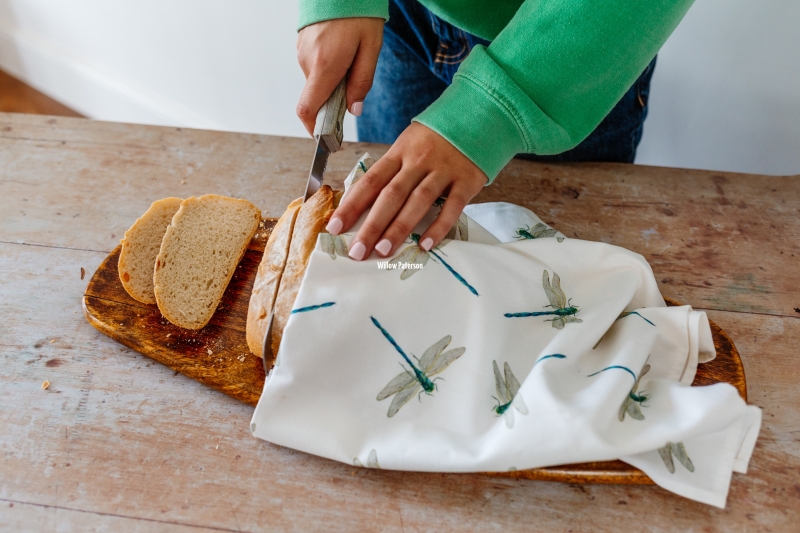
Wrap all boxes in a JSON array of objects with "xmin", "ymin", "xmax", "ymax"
[{"xmin": 250, "ymin": 164, "xmax": 760, "ymax": 508}]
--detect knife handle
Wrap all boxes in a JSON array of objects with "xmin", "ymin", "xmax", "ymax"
[{"xmin": 314, "ymin": 76, "xmax": 347, "ymax": 153}]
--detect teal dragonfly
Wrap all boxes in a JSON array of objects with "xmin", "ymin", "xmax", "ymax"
[
  {"xmin": 587, "ymin": 364, "xmax": 651, "ymax": 421},
  {"xmin": 388, "ymin": 233, "xmax": 478, "ymax": 296},
  {"xmin": 618, "ymin": 364, "xmax": 650, "ymax": 421},
  {"xmin": 513, "ymin": 223, "xmax": 564, "ymax": 242},
  {"xmin": 505, "ymin": 270, "xmax": 582, "ymax": 329},
  {"xmin": 372, "ymin": 317, "xmax": 466, "ymax": 417},
  {"xmin": 492, "ymin": 360, "xmax": 528, "ymax": 428}
]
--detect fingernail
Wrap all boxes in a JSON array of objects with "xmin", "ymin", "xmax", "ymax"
[
  {"xmin": 420, "ymin": 237, "xmax": 434, "ymax": 251},
  {"xmin": 326, "ymin": 217, "xmax": 343, "ymax": 235},
  {"xmin": 375, "ymin": 239, "xmax": 392, "ymax": 256},
  {"xmin": 349, "ymin": 241, "xmax": 366, "ymax": 261},
  {"xmin": 350, "ymin": 101, "xmax": 363, "ymax": 116}
]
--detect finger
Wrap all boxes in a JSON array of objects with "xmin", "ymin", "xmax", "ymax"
[
  {"xmin": 374, "ymin": 173, "xmax": 449, "ymax": 257},
  {"xmin": 350, "ymin": 165, "xmax": 427, "ymax": 260},
  {"xmin": 296, "ymin": 66, "xmax": 349, "ymax": 136},
  {"xmin": 417, "ymin": 184, "xmax": 470, "ymax": 250},
  {"xmin": 327, "ymin": 154, "xmax": 400, "ymax": 235},
  {"xmin": 345, "ymin": 36, "xmax": 382, "ymax": 116}
]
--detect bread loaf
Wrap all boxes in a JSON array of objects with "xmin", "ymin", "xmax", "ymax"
[
  {"xmin": 154, "ymin": 194, "xmax": 261, "ymax": 330},
  {"xmin": 245, "ymin": 197, "xmax": 302, "ymax": 357},
  {"xmin": 246, "ymin": 185, "xmax": 337, "ymax": 359},
  {"xmin": 118, "ymin": 197, "xmax": 183, "ymax": 304}
]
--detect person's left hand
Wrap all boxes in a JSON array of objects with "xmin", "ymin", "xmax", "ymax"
[{"xmin": 325, "ymin": 122, "xmax": 488, "ymax": 260}]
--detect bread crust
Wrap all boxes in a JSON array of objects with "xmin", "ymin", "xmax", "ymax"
[
  {"xmin": 245, "ymin": 197, "xmax": 302, "ymax": 357},
  {"xmin": 154, "ymin": 194, "xmax": 261, "ymax": 330}
]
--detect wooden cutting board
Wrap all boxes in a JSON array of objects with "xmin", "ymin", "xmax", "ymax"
[{"xmin": 83, "ymin": 218, "xmax": 747, "ymax": 484}]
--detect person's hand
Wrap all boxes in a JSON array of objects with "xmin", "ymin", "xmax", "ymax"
[
  {"xmin": 296, "ymin": 18, "xmax": 384, "ymax": 133},
  {"xmin": 326, "ymin": 123, "xmax": 489, "ymax": 260}
]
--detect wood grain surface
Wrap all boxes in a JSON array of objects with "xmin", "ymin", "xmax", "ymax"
[
  {"xmin": 82, "ymin": 233, "xmax": 747, "ymax": 485},
  {"xmin": 2, "ymin": 113, "xmax": 799, "ymax": 532}
]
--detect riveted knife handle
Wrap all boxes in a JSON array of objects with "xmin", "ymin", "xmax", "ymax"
[{"xmin": 314, "ymin": 76, "xmax": 347, "ymax": 153}]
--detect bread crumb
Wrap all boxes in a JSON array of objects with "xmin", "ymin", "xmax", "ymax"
[
  {"xmin": 207, "ymin": 348, "xmax": 213, "ymax": 355},
  {"xmin": 80, "ymin": 267, "xmax": 85, "ymax": 280},
  {"xmin": 166, "ymin": 334, "xmax": 171, "ymax": 338},
  {"xmin": 50, "ymin": 339, "xmax": 55, "ymax": 343},
  {"xmin": 237, "ymin": 354, "xmax": 246, "ymax": 362},
  {"xmin": 42, "ymin": 380, "xmax": 50, "ymax": 390}
]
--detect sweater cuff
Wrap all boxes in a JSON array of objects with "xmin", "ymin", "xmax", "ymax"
[
  {"xmin": 413, "ymin": 46, "xmax": 573, "ymax": 183},
  {"xmin": 298, "ymin": 0, "xmax": 389, "ymax": 31}
]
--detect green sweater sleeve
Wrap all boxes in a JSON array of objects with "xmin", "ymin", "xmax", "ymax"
[
  {"xmin": 298, "ymin": 0, "xmax": 388, "ymax": 30},
  {"xmin": 414, "ymin": 0, "xmax": 695, "ymax": 182}
]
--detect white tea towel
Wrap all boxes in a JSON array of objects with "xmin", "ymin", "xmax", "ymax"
[{"xmin": 251, "ymin": 159, "xmax": 760, "ymax": 508}]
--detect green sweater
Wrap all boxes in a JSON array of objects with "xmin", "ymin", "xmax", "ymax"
[{"xmin": 298, "ymin": 0, "xmax": 694, "ymax": 182}]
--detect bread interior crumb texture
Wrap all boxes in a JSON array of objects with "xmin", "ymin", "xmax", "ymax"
[
  {"xmin": 154, "ymin": 195, "xmax": 261, "ymax": 329},
  {"xmin": 118, "ymin": 197, "xmax": 183, "ymax": 304}
]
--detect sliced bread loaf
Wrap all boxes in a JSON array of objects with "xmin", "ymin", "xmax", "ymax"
[
  {"xmin": 154, "ymin": 194, "xmax": 261, "ymax": 330},
  {"xmin": 118, "ymin": 197, "xmax": 183, "ymax": 304},
  {"xmin": 245, "ymin": 196, "xmax": 302, "ymax": 357},
  {"xmin": 269, "ymin": 185, "xmax": 336, "ymax": 356}
]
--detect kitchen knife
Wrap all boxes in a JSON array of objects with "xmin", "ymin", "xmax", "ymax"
[{"xmin": 261, "ymin": 77, "xmax": 348, "ymax": 374}]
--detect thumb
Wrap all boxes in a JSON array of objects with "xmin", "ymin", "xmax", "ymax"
[
  {"xmin": 297, "ymin": 70, "xmax": 346, "ymax": 137},
  {"xmin": 346, "ymin": 39, "xmax": 382, "ymax": 116}
]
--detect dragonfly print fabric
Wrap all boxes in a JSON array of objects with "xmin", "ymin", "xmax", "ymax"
[{"xmin": 251, "ymin": 160, "xmax": 761, "ymax": 508}]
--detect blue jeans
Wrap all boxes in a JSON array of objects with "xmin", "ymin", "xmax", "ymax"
[{"xmin": 358, "ymin": 0, "xmax": 657, "ymax": 163}]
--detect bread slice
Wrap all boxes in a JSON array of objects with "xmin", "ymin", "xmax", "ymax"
[
  {"xmin": 118, "ymin": 197, "xmax": 183, "ymax": 304},
  {"xmin": 245, "ymin": 197, "xmax": 302, "ymax": 358},
  {"xmin": 154, "ymin": 194, "xmax": 261, "ymax": 330}
]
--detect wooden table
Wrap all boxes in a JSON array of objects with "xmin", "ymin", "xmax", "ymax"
[{"xmin": 1, "ymin": 113, "xmax": 798, "ymax": 532}]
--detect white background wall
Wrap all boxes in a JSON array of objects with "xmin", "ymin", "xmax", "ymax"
[{"xmin": 0, "ymin": 0, "xmax": 798, "ymax": 176}]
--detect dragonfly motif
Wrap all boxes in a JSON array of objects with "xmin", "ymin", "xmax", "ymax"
[
  {"xmin": 373, "ymin": 317, "xmax": 466, "ymax": 418},
  {"xmin": 492, "ymin": 361, "xmax": 528, "ymax": 428},
  {"xmin": 291, "ymin": 301, "xmax": 335, "ymax": 314},
  {"xmin": 657, "ymin": 442, "xmax": 695, "ymax": 473},
  {"xmin": 514, "ymin": 223, "xmax": 564, "ymax": 243},
  {"xmin": 587, "ymin": 364, "xmax": 651, "ymax": 420},
  {"xmin": 388, "ymin": 233, "xmax": 479, "ymax": 296},
  {"xmin": 504, "ymin": 270, "xmax": 582, "ymax": 329},
  {"xmin": 353, "ymin": 449, "xmax": 380, "ymax": 469},
  {"xmin": 593, "ymin": 310, "xmax": 656, "ymax": 349},
  {"xmin": 319, "ymin": 233, "xmax": 349, "ymax": 259},
  {"xmin": 618, "ymin": 364, "xmax": 650, "ymax": 421}
]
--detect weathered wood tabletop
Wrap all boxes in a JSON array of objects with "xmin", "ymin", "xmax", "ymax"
[{"xmin": 1, "ymin": 113, "xmax": 798, "ymax": 532}]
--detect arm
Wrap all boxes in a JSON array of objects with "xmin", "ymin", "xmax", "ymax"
[
  {"xmin": 414, "ymin": 0, "xmax": 696, "ymax": 181},
  {"xmin": 299, "ymin": 0, "xmax": 694, "ymax": 261}
]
